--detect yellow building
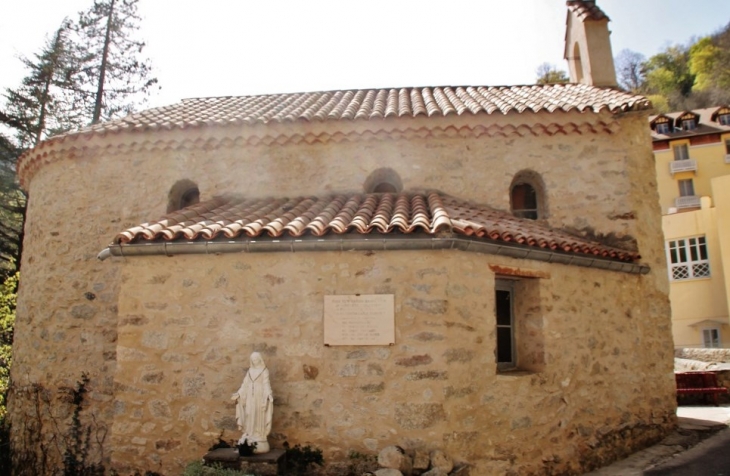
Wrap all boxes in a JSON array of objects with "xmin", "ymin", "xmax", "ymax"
[{"xmin": 650, "ymin": 107, "xmax": 730, "ymax": 348}]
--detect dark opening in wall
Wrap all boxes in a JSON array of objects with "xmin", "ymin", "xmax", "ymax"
[
  {"xmin": 167, "ymin": 179, "xmax": 200, "ymax": 213},
  {"xmin": 510, "ymin": 170, "xmax": 547, "ymax": 220},
  {"xmin": 364, "ymin": 168, "xmax": 403, "ymax": 194}
]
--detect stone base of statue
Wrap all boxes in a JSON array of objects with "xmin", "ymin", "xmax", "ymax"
[{"xmin": 203, "ymin": 447, "xmax": 284, "ymax": 475}]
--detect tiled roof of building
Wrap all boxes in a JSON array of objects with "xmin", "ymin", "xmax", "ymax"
[
  {"xmin": 649, "ymin": 106, "xmax": 730, "ymax": 140},
  {"xmin": 114, "ymin": 192, "xmax": 640, "ymax": 263},
  {"xmin": 53, "ymin": 84, "xmax": 649, "ymax": 141},
  {"xmin": 566, "ymin": 0, "xmax": 609, "ymax": 21}
]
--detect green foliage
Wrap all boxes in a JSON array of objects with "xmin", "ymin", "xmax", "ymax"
[
  {"xmin": 632, "ymin": 21, "xmax": 730, "ymax": 110},
  {"xmin": 0, "ymin": 273, "xmax": 17, "ymax": 421},
  {"xmin": 535, "ymin": 63, "xmax": 569, "ymax": 85},
  {"xmin": 0, "ymin": 135, "xmax": 24, "ymax": 276},
  {"xmin": 2, "ymin": 21, "xmax": 82, "ymax": 149},
  {"xmin": 182, "ymin": 460, "xmax": 254, "ymax": 476},
  {"xmin": 345, "ymin": 450, "xmax": 378, "ymax": 475},
  {"xmin": 280, "ymin": 442, "xmax": 324, "ymax": 476}
]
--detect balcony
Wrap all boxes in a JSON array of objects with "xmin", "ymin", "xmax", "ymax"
[
  {"xmin": 669, "ymin": 159, "xmax": 697, "ymax": 175},
  {"xmin": 675, "ymin": 195, "xmax": 702, "ymax": 209}
]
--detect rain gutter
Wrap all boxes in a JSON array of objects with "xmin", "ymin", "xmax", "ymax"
[{"xmin": 97, "ymin": 234, "xmax": 649, "ymax": 275}]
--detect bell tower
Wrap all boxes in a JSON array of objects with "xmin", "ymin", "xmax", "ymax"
[{"xmin": 564, "ymin": 1, "xmax": 617, "ymax": 87}]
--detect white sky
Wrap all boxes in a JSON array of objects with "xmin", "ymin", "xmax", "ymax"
[{"xmin": 2, "ymin": 1, "xmax": 730, "ymax": 110}]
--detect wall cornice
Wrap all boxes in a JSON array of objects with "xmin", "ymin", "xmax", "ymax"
[{"xmin": 17, "ymin": 118, "xmax": 619, "ymax": 190}]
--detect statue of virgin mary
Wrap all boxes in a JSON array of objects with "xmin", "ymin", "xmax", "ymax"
[{"xmin": 231, "ymin": 351, "xmax": 273, "ymax": 453}]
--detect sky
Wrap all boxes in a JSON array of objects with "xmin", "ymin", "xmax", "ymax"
[{"xmin": 1, "ymin": 0, "xmax": 730, "ymax": 110}]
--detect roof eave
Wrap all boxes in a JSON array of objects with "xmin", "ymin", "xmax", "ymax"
[{"xmin": 98, "ymin": 234, "xmax": 649, "ymax": 275}]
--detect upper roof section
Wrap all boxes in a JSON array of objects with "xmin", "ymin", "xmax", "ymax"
[
  {"xmin": 566, "ymin": 0, "xmax": 609, "ymax": 22},
  {"xmin": 42, "ymin": 84, "xmax": 649, "ymax": 141},
  {"xmin": 649, "ymin": 106, "xmax": 730, "ymax": 141}
]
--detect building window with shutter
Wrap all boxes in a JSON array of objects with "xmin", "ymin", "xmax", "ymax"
[
  {"xmin": 702, "ymin": 328, "xmax": 721, "ymax": 348},
  {"xmin": 673, "ymin": 144, "xmax": 690, "ymax": 161},
  {"xmin": 666, "ymin": 236, "xmax": 710, "ymax": 280}
]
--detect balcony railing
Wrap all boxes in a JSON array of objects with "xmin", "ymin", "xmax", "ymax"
[
  {"xmin": 675, "ymin": 195, "xmax": 702, "ymax": 209},
  {"xmin": 669, "ymin": 159, "xmax": 697, "ymax": 174}
]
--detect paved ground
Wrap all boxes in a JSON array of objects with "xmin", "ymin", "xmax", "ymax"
[{"xmin": 585, "ymin": 405, "xmax": 730, "ymax": 476}]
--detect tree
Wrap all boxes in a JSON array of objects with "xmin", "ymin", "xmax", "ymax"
[
  {"xmin": 535, "ymin": 63, "xmax": 570, "ymax": 85},
  {"xmin": 1, "ymin": 21, "xmax": 81, "ymax": 149},
  {"xmin": 0, "ymin": 21, "xmax": 81, "ymax": 274},
  {"xmin": 0, "ymin": 135, "xmax": 23, "ymax": 276},
  {"xmin": 614, "ymin": 49, "xmax": 645, "ymax": 93},
  {"xmin": 73, "ymin": 0, "xmax": 157, "ymax": 124},
  {"xmin": 0, "ymin": 273, "xmax": 17, "ymax": 421}
]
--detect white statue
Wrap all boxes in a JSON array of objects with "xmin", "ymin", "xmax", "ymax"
[{"xmin": 231, "ymin": 352, "xmax": 273, "ymax": 454}]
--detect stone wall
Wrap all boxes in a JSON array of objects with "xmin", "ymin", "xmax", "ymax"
[
  {"xmin": 8, "ymin": 109, "xmax": 675, "ymax": 474},
  {"xmin": 109, "ymin": 251, "xmax": 674, "ymax": 475},
  {"xmin": 675, "ymin": 348, "xmax": 730, "ymax": 363}
]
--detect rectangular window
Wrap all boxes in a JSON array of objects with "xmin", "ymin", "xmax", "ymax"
[
  {"xmin": 666, "ymin": 236, "xmax": 710, "ymax": 280},
  {"xmin": 703, "ymin": 328, "xmax": 721, "ymax": 348},
  {"xmin": 656, "ymin": 122, "xmax": 670, "ymax": 134},
  {"xmin": 673, "ymin": 144, "xmax": 689, "ymax": 161},
  {"xmin": 678, "ymin": 179, "xmax": 695, "ymax": 197},
  {"xmin": 725, "ymin": 139, "xmax": 730, "ymax": 155},
  {"xmin": 682, "ymin": 119, "xmax": 696, "ymax": 131},
  {"xmin": 719, "ymin": 114, "xmax": 730, "ymax": 126},
  {"xmin": 495, "ymin": 282, "xmax": 514, "ymax": 369}
]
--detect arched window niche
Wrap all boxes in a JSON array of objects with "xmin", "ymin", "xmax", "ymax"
[
  {"xmin": 364, "ymin": 168, "xmax": 403, "ymax": 194},
  {"xmin": 510, "ymin": 170, "xmax": 547, "ymax": 220},
  {"xmin": 167, "ymin": 179, "xmax": 200, "ymax": 213}
]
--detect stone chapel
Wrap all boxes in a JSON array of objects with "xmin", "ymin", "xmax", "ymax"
[{"xmin": 9, "ymin": 1, "xmax": 675, "ymax": 474}]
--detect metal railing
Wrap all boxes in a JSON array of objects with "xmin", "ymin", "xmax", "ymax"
[
  {"xmin": 675, "ymin": 195, "xmax": 702, "ymax": 209},
  {"xmin": 669, "ymin": 159, "xmax": 697, "ymax": 174}
]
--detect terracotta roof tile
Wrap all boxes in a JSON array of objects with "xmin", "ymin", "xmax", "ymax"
[
  {"xmin": 566, "ymin": 0, "xmax": 609, "ymax": 21},
  {"xmin": 49, "ymin": 84, "xmax": 648, "ymax": 143},
  {"xmin": 113, "ymin": 192, "xmax": 640, "ymax": 263}
]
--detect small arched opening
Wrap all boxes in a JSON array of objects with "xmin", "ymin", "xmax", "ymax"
[
  {"xmin": 363, "ymin": 168, "xmax": 403, "ymax": 194},
  {"xmin": 573, "ymin": 42, "xmax": 584, "ymax": 83},
  {"xmin": 510, "ymin": 170, "xmax": 547, "ymax": 220},
  {"xmin": 167, "ymin": 179, "xmax": 200, "ymax": 213}
]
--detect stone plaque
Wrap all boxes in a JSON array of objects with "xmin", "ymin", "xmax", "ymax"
[{"xmin": 324, "ymin": 294, "xmax": 395, "ymax": 346}]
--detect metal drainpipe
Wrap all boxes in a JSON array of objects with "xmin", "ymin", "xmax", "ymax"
[{"xmin": 97, "ymin": 235, "xmax": 650, "ymax": 275}]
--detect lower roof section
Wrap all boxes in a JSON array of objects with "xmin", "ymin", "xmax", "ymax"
[{"xmin": 99, "ymin": 232, "xmax": 649, "ymax": 276}]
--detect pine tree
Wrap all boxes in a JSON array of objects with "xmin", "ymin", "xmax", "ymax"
[
  {"xmin": 73, "ymin": 0, "xmax": 157, "ymax": 124},
  {"xmin": 1, "ymin": 20, "xmax": 80, "ymax": 148},
  {"xmin": 0, "ymin": 21, "xmax": 81, "ymax": 273},
  {"xmin": 0, "ymin": 136, "xmax": 22, "ymax": 276}
]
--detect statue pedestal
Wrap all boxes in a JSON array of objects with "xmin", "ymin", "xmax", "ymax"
[{"xmin": 203, "ymin": 448, "xmax": 284, "ymax": 475}]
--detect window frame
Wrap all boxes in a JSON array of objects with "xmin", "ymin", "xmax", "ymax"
[
  {"xmin": 511, "ymin": 183, "xmax": 539, "ymax": 220},
  {"xmin": 509, "ymin": 170, "xmax": 546, "ymax": 220},
  {"xmin": 673, "ymin": 143, "xmax": 690, "ymax": 161},
  {"xmin": 666, "ymin": 236, "xmax": 711, "ymax": 281},
  {"xmin": 702, "ymin": 328, "xmax": 721, "ymax": 348},
  {"xmin": 495, "ymin": 280, "xmax": 516, "ymax": 370},
  {"xmin": 656, "ymin": 122, "xmax": 670, "ymax": 134},
  {"xmin": 682, "ymin": 119, "xmax": 696, "ymax": 131},
  {"xmin": 678, "ymin": 178, "xmax": 695, "ymax": 197}
]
